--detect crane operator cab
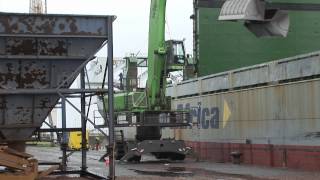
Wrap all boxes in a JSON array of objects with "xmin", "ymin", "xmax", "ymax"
[
  {"xmin": 165, "ymin": 40, "xmax": 197, "ymax": 79},
  {"xmin": 165, "ymin": 40, "xmax": 187, "ymax": 72}
]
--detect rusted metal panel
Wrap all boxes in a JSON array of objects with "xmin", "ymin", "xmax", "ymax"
[
  {"xmin": 0, "ymin": 13, "xmax": 107, "ymax": 36},
  {"xmin": 0, "ymin": 13, "xmax": 111, "ymax": 142},
  {"xmin": 171, "ymin": 79, "xmax": 320, "ymax": 146}
]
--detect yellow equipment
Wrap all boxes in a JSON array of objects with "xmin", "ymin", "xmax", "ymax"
[{"xmin": 68, "ymin": 131, "xmax": 89, "ymax": 151}]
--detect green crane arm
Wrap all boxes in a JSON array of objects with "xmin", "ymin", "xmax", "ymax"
[
  {"xmin": 146, "ymin": 0, "xmax": 167, "ymax": 110},
  {"xmin": 99, "ymin": 0, "xmax": 186, "ymax": 114}
]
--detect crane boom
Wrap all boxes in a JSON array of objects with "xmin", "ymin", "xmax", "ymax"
[{"xmin": 146, "ymin": 0, "xmax": 167, "ymax": 109}]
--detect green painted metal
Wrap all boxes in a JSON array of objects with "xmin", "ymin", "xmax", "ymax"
[
  {"xmin": 112, "ymin": 92, "xmax": 147, "ymax": 112},
  {"xmin": 146, "ymin": 0, "xmax": 167, "ymax": 110},
  {"xmin": 197, "ymin": 1, "xmax": 320, "ymax": 76},
  {"xmin": 103, "ymin": 0, "xmax": 168, "ymax": 114}
]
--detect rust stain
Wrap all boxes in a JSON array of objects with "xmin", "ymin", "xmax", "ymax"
[
  {"xmin": 5, "ymin": 38, "xmax": 68, "ymax": 56},
  {"xmin": 0, "ymin": 63, "xmax": 19, "ymax": 88},
  {"xmin": 97, "ymin": 27, "xmax": 103, "ymax": 35},
  {"xmin": 11, "ymin": 23, "xmax": 18, "ymax": 31},
  {"xmin": 69, "ymin": 22, "xmax": 78, "ymax": 32},
  {"xmin": 1, "ymin": 15, "xmax": 104, "ymax": 35},
  {"xmin": 39, "ymin": 21, "xmax": 53, "ymax": 33},
  {"xmin": 17, "ymin": 16, "xmax": 35, "ymax": 33},
  {"xmin": 59, "ymin": 23, "xmax": 65, "ymax": 30},
  {"xmin": 0, "ymin": 61, "xmax": 50, "ymax": 88},
  {"xmin": 6, "ymin": 39, "xmax": 37, "ymax": 55},
  {"xmin": 50, "ymin": 40, "xmax": 67, "ymax": 55},
  {"xmin": 39, "ymin": 98, "xmax": 50, "ymax": 108},
  {"xmin": 39, "ymin": 39, "xmax": 67, "ymax": 56},
  {"xmin": 0, "ymin": 16, "xmax": 12, "ymax": 33},
  {"xmin": 61, "ymin": 31, "xmax": 97, "ymax": 35},
  {"xmin": 23, "ymin": 68, "xmax": 48, "ymax": 87}
]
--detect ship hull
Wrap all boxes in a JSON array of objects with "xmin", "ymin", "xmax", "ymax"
[{"xmin": 166, "ymin": 51, "xmax": 320, "ymax": 171}]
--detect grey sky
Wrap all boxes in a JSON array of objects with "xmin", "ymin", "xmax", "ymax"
[
  {"xmin": 0, "ymin": 0, "xmax": 194, "ymax": 57},
  {"xmin": 0, "ymin": 0, "xmax": 194, "ymax": 130}
]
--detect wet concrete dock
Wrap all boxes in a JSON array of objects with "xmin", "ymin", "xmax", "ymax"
[{"xmin": 27, "ymin": 146, "xmax": 320, "ymax": 180}]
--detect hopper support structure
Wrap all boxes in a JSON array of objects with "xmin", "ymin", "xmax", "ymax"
[{"xmin": 0, "ymin": 12, "xmax": 116, "ymax": 179}]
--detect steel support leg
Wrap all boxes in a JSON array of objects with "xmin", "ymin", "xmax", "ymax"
[
  {"xmin": 81, "ymin": 69, "xmax": 88, "ymax": 172},
  {"xmin": 107, "ymin": 16, "xmax": 115, "ymax": 180},
  {"xmin": 61, "ymin": 97, "xmax": 67, "ymax": 171}
]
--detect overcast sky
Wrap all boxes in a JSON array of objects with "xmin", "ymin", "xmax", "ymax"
[
  {"xmin": 0, "ymin": 0, "xmax": 194, "ymax": 57},
  {"xmin": 0, "ymin": 0, "xmax": 194, "ymax": 129}
]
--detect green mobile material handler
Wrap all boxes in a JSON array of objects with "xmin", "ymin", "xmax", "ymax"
[{"xmin": 98, "ymin": 0, "xmax": 192, "ymax": 161}]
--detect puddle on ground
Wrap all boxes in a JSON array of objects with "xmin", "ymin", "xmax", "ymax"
[{"xmin": 131, "ymin": 166, "xmax": 194, "ymax": 177}]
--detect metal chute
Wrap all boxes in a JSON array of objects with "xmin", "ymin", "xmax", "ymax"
[
  {"xmin": 218, "ymin": 0, "xmax": 266, "ymax": 21},
  {"xmin": 245, "ymin": 10, "xmax": 290, "ymax": 37},
  {"xmin": 218, "ymin": 0, "xmax": 290, "ymax": 37}
]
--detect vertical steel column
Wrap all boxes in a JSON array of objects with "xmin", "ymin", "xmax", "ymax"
[
  {"xmin": 44, "ymin": 0, "xmax": 47, "ymax": 14},
  {"xmin": 61, "ymin": 97, "xmax": 67, "ymax": 171},
  {"xmin": 48, "ymin": 113, "xmax": 55, "ymax": 147},
  {"xmin": 193, "ymin": 0, "xmax": 199, "ymax": 68},
  {"xmin": 80, "ymin": 70, "xmax": 88, "ymax": 172},
  {"xmin": 107, "ymin": 16, "xmax": 115, "ymax": 180}
]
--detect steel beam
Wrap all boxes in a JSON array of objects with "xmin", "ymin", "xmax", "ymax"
[
  {"xmin": 0, "ymin": 89, "xmax": 108, "ymax": 94},
  {"xmin": 61, "ymin": 97, "xmax": 67, "ymax": 171},
  {"xmin": 107, "ymin": 16, "xmax": 115, "ymax": 180},
  {"xmin": 58, "ymin": 93, "xmax": 108, "ymax": 137},
  {"xmin": 37, "ymin": 128, "xmax": 82, "ymax": 133},
  {"xmin": 110, "ymin": 123, "xmax": 191, "ymax": 128},
  {"xmin": 80, "ymin": 69, "xmax": 87, "ymax": 172}
]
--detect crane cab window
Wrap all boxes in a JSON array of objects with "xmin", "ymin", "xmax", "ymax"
[{"xmin": 166, "ymin": 40, "xmax": 186, "ymax": 66}]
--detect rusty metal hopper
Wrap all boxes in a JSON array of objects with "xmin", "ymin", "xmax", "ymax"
[{"xmin": 0, "ymin": 13, "xmax": 112, "ymax": 142}]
